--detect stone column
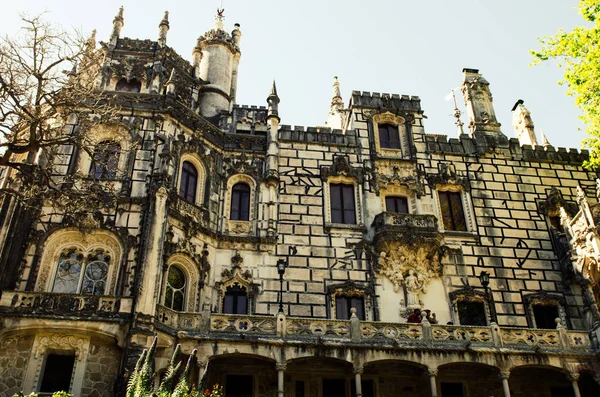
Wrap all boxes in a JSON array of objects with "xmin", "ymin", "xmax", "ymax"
[
  {"xmin": 569, "ymin": 373, "xmax": 582, "ymax": 397},
  {"xmin": 354, "ymin": 365, "xmax": 363, "ymax": 397},
  {"xmin": 197, "ymin": 360, "xmax": 207, "ymax": 388},
  {"xmin": 276, "ymin": 363, "xmax": 287, "ymax": 397},
  {"xmin": 428, "ymin": 369, "xmax": 438, "ymax": 397},
  {"xmin": 499, "ymin": 371, "xmax": 511, "ymax": 397}
]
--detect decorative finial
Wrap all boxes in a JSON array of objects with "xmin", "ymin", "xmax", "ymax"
[
  {"xmin": 332, "ymin": 76, "xmax": 342, "ymax": 100},
  {"xmin": 158, "ymin": 10, "xmax": 170, "ymax": 47},
  {"xmin": 215, "ymin": 6, "xmax": 225, "ymax": 30},
  {"xmin": 269, "ymin": 80, "xmax": 279, "ymax": 98},
  {"xmin": 267, "ymin": 80, "xmax": 280, "ymax": 120},
  {"xmin": 447, "ymin": 89, "xmax": 465, "ymax": 136},
  {"xmin": 109, "ymin": 6, "xmax": 125, "ymax": 47}
]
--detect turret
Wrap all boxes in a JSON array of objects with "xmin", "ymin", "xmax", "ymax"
[
  {"xmin": 109, "ymin": 6, "xmax": 124, "ymax": 48},
  {"xmin": 461, "ymin": 69, "xmax": 504, "ymax": 138},
  {"xmin": 325, "ymin": 76, "xmax": 345, "ymax": 129},
  {"xmin": 264, "ymin": 81, "xmax": 280, "ymax": 236},
  {"xmin": 157, "ymin": 11, "xmax": 170, "ymax": 47},
  {"xmin": 267, "ymin": 81, "xmax": 280, "ymax": 121},
  {"xmin": 192, "ymin": 37, "xmax": 203, "ymax": 78},
  {"xmin": 196, "ymin": 9, "xmax": 242, "ymax": 118},
  {"xmin": 512, "ymin": 100, "xmax": 538, "ymax": 146}
]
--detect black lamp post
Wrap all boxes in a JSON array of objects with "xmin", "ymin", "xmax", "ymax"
[
  {"xmin": 277, "ymin": 246, "xmax": 297, "ymax": 314},
  {"xmin": 478, "ymin": 271, "xmax": 497, "ymax": 324}
]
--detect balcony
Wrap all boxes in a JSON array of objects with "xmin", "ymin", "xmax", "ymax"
[
  {"xmin": 0, "ymin": 290, "xmax": 132, "ymax": 320},
  {"xmin": 154, "ymin": 306, "xmax": 596, "ymax": 355},
  {"xmin": 372, "ymin": 212, "xmax": 440, "ymax": 246}
]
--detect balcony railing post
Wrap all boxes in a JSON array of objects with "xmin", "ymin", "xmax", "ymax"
[
  {"xmin": 277, "ymin": 312, "xmax": 287, "ymax": 338},
  {"xmin": 350, "ymin": 308, "xmax": 361, "ymax": 341},
  {"xmin": 421, "ymin": 312, "xmax": 432, "ymax": 342},
  {"xmin": 490, "ymin": 321, "xmax": 503, "ymax": 347},
  {"xmin": 200, "ymin": 305, "xmax": 211, "ymax": 333},
  {"xmin": 556, "ymin": 318, "xmax": 570, "ymax": 349}
]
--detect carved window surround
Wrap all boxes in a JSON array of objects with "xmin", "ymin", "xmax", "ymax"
[
  {"xmin": 321, "ymin": 156, "xmax": 365, "ymax": 229},
  {"xmin": 379, "ymin": 184, "xmax": 416, "ymax": 214},
  {"xmin": 523, "ymin": 292, "xmax": 569, "ymax": 329},
  {"xmin": 433, "ymin": 183, "xmax": 476, "ymax": 234},
  {"xmin": 449, "ymin": 287, "xmax": 492, "ymax": 326},
  {"xmin": 215, "ymin": 253, "xmax": 258, "ymax": 314},
  {"xmin": 77, "ymin": 123, "xmax": 133, "ymax": 182},
  {"xmin": 36, "ymin": 229, "xmax": 122, "ymax": 296},
  {"xmin": 224, "ymin": 174, "xmax": 256, "ymax": 235},
  {"xmin": 328, "ymin": 281, "xmax": 373, "ymax": 321},
  {"xmin": 177, "ymin": 153, "xmax": 208, "ymax": 207},
  {"xmin": 162, "ymin": 253, "xmax": 202, "ymax": 312},
  {"xmin": 23, "ymin": 333, "xmax": 90, "ymax": 395},
  {"xmin": 371, "ymin": 112, "xmax": 408, "ymax": 159}
]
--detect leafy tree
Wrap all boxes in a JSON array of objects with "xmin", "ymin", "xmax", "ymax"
[
  {"xmin": 0, "ymin": 14, "xmax": 121, "ymax": 214},
  {"xmin": 531, "ymin": 0, "xmax": 600, "ymax": 168}
]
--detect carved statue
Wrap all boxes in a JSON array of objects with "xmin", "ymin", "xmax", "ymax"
[{"xmin": 405, "ymin": 270, "xmax": 423, "ymax": 309}]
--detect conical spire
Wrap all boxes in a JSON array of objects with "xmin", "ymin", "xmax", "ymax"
[
  {"xmin": 109, "ymin": 6, "xmax": 124, "ymax": 47},
  {"xmin": 267, "ymin": 80, "xmax": 280, "ymax": 120},
  {"xmin": 326, "ymin": 77, "xmax": 344, "ymax": 129},
  {"xmin": 540, "ymin": 129, "xmax": 551, "ymax": 148},
  {"xmin": 158, "ymin": 11, "xmax": 170, "ymax": 47},
  {"xmin": 331, "ymin": 76, "xmax": 343, "ymax": 109}
]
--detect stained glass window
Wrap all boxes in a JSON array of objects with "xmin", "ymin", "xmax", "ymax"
[
  {"xmin": 81, "ymin": 253, "xmax": 109, "ymax": 295},
  {"xmin": 52, "ymin": 251, "xmax": 83, "ymax": 294},
  {"xmin": 165, "ymin": 265, "xmax": 186, "ymax": 311},
  {"xmin": 438, "ymin": 191, "xmax": 467, "ymax": 231},
  {"xmin": 89, "ymin": 141, "xmax": 120, "ymax": 179}
]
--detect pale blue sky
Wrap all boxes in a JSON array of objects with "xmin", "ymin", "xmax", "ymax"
[{"xmin": 0, "ymin": 0, "xmax": 586, "ymax": 149}]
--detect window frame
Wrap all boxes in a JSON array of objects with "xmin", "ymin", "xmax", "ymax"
[
  {"xmin": 524, "ymin": 293, "xmax": 569, "ymax": 329},
  {"xmin": 164, "ymin": 264, "xmax": 187, "ymax": 312},
  {"xmin": 438, "ymin": 190, "xmax": 468, "ymax": 232},
  {"xmin": 179, "ymin": 161, "xmax": 199, "ymax": 203},
  {"xmin": 230, "ymin": 182, "xmax": 251, "ymax": 221},
  {"xmin": 223, "ymin": 283, "xmax": 249, "ymax": 315},
  {"xmin": 225, "ymin": 174, "xmax": 257, "ymax": 235},
  {"xmin": 449, "ymin": 288, "xmax": 491, "ymax": 326},
  {"xmin": 335, "ymin": 295, "xmax": 365, "ymax": 320},
  {"xmin": 378, "ymin": 123, "xmax": 401, "ymax": 150},
  {"xmin": 330, "ymin": 183, "xmax": 357, "ymax": 225},
  {"xmin": 50, "ymin": 249, "xmax": 111, "ymax": 296},
  {"xmin": 372, "ymin": 112, "xmax": 406, "ymax": 157},
  {"xmin": 385, "ymin": 196, "xmax": 409, "ymax": 214},
  {"xmin": 88, "ymin": 141, "xmax": 121, "ymax": 180},
  {"xmin": 115, "ymin": 78, "xmax": 142, "ymax": 93}
]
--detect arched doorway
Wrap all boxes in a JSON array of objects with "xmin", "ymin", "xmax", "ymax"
[
  {"xmin": 437, "ymin": 362, "xmax": 503, "ymax": 397},
  {"xmin": 509, "ymin": 366, "xmax": 575, "ymax": 397},
  {"xmin": 204, "ymin": 354, "xmax": 277, "ymax": 397},
  {"xmin": 363, "ymin": 360, "xmax": 429, "ymax": 397},
  {"xmin": 286, "ymin": 357, "xmax": 354, "ymax": 397}
]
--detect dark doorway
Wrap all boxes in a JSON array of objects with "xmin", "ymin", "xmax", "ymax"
[
  {"xmin": 457, "ymin": 301, "xmax": 487, "ymax": 326},
  {"xmin": 441, "ymin": 382, "xmax": 465, "ymax": 397},
  {"xmin": 579, "ymin": 372, "xmax": 600, "ymax": 397},
  {"xmin": 225, "ymin": 375, "xmax": 253, "ymax": 397},
  {"xmin": 351, "ymin": 379, "xmax": 374, "ymax": 397},
  {"xmin": 550, "ymin": 386, "xmax": 575, "ymax": 397},
  {"xmin": 323, "ymin": 379, "xmax": 346, "ymax": 397},
  {"xmin": 533, "ymin": 304, "xmax": 560, "ymax": 329},
  {"xmin": 40, "ymin": 354, "xmax": 75, "ymax": 393}
]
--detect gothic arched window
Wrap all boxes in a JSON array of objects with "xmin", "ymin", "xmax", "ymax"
[
  {"xmin": 179, "ymin": 161, "xmax": 198, "ymax": 203},
  {"xmin": 89, "ymin": 141, "xmax": 120, "ymax": 179},
  {"xmin": 115, "ymin": 78, "xmax": 141, "ymax": 93},
  {"xmin": 230, "ymin": 183, "xmax": 251, "ymax": 221},
  {"xmin": 223, "ymin": 284, "xmax": 248, "ymax": 314},
  {"xmin": 165, "ymin": 265, "xmax": 186, "ymax": 311},
  {"xmin": 52, "ymin": 250, "xmax": 110, "ymax": 295}
]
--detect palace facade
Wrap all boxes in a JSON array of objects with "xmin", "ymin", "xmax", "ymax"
[{"xmin": 0, "ymin": 7, "xmax": 600, "ymax": 397}]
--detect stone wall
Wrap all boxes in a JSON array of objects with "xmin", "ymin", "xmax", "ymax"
[
  {"xmin": 81, "ymin": 337, "xmax": 122, "ymax": 397},
  {"xmin": 0, "ymin": 334, "xmax": 34, "ymax": 396}
]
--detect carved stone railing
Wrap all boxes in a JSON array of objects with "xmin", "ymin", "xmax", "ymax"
[
  {"xmin": 373, "ymin": 212, "xmax": 438, "ymax": 235},
  {"xmin": 210, "ymin": 313, "xmax": 277, "ymax": 335},
  {"xmin": 0, "ymin": 291, "xmax": 132, "ymax": 318},
  {"xmin": 285, "ymin": 317, "xmax": 351, "ymax": 339},
  {"xmin": 156, "ymin": 305, "xmax": 204, "ymax": 330},
  {"xmin": 360, "ymin": 321, "xmax": 423, "ymax": 340},
  {"xmin": 169, "ymin": 195, "xmax": 209, "ymax": 226}
]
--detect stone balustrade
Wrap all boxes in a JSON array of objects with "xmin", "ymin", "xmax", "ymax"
[
  {"xmin": 152, "ymin": 307, "xmax": 597, "ymax": 354},
  {"xmin": 0, "ymin": 290, "xmax": 132, "ymax": 317},
  {"xmin": 372, "ymin": 212, "xmax": 438, "ymax": 234}
]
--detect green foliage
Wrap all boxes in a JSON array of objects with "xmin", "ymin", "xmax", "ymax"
[
  {"xmin": 531, "ymin": 0, "xmax": 600, "ymax": 168},
  {"xmin": 12, "ymin": 392, "xmax": 72, "ymax": 397},
  {"xmin": 126, "ymin": 336, "xmax": 200, "ymax": 397}
]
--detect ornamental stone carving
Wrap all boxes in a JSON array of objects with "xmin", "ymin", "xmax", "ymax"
[{"xmin": 375, "ymin": 242, "xmax": 442, "ymax": 309}]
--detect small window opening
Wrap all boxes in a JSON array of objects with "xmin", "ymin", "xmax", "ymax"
[
  {"xmin": 335, "ymin": 296, "xmax": 365, "ymax": 320},
  {"xmin": 457, "ymin": 301, "xmax": 487, "ymax": 326},
  {"xmin": 533, "ymin": 304, "xmax": 560, "ymax": 329},
  {"xmin": 40, "ymin": 353, "xmax": 75, "ymax": 393}
]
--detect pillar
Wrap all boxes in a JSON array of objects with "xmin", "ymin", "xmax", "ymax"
[
  {"xmin": 354, "ymin": 365, "xmax": 363, "ymax": 397},
  {"xmin": 276, "ymin": 363, "xmax": 286, "ymax": 397},
  {"xmin": 499, "ymin": 371, "xmax": 511, "ymax": 397},
  {"xmin": 569, "ymin": 373, "xmax": 582, "ymax": 397},
  {"xmin": 428, "ymin": 369, "xmax": 438, "ymax": 397},
  {"xmin": 197, "ymin": 360, "xmax": 208, "ymax": 388}
]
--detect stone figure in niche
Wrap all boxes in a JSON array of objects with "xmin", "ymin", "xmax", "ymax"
[{"xmin": 405, "ymin": 270, "xmax": 423, "ymax": 309}]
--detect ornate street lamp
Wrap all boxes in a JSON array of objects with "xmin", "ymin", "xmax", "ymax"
[
  {"xmin": 277, "ymin": 246, "xmax": 297, "ymax": 314},
  {"xmin": 478, "ymin": 271, "xmax": 497, "ymax": 324}
]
